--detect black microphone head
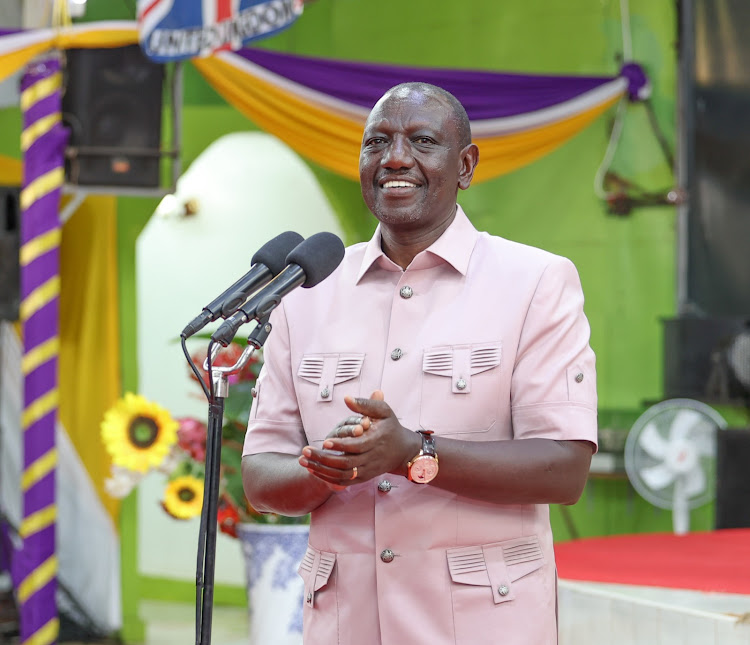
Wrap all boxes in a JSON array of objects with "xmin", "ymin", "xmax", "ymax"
[
  {"xmin": 252, "ymin": 231, "xmax": 305, "ymax": 276},
  {"xmin": 286, "ymin": 232, "xmax": 345, "ymax": 288}
]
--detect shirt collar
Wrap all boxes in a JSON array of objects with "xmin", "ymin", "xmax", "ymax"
[{"xmin": 355, "ymin": 204, "xmax": 479, "ymax": 283}]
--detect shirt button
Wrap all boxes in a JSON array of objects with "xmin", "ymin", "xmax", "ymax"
[
  {"xmin": 575, "ymin": 373, "xmax": 584, "ymax": 383},
  {"xmin": 321, "ymin": 387, "xmax": 331, "ymax": 399},
  {"xmin": 390, "ymin": 348, "xmax": 403, "ymax": 361},
  {"xmin": 399, "ymin": 285, "xmax": 413, "ymax": 299},
  {"xmin": 498, "ymin": 584, "xmax": 510, "ymax": 596},
  {"xmin": 306, "ymin": 592, "xmax": 313, "ymax": 603},
  {"xmin": 380, "ymin": 549, "xmax": 395, "ymax": 563},
  {"xmin": 250, "ymin": 387, "xmax": 258, "ymax": 398},
  {"xmin": 456, "ymin": 378, "xmax": 467, "ymax": 390},
  {"xmin": 378, "ymin": 480, "xmax": 392, "ymax": 493}
]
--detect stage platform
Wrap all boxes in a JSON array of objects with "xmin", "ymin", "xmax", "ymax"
[{"xmin": 555, "ymin": 529, "xmax": 750, "ymax": 644}]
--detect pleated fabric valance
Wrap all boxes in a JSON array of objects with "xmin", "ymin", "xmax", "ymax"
[{"xmin": 0, "ymin": 21, "xmax": 648, "ymax": 184}]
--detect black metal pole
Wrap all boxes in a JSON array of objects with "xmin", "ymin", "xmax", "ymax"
[{"xmin": 197, "ymin": 396, "xmax": 225, "ymax": 645}]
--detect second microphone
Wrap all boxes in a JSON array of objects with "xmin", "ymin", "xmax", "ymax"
[{"xmin": 211, "ymin": 232, "xmax": 345, "ymax": 347}]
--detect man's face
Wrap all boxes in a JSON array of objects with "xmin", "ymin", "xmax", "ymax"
[{"xmin": 359, "ymin": 88, "xmax": 472, "ymax": 231}]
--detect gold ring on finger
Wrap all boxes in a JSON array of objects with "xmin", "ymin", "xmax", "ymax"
[{"xmin": 350, "ymin": 466, "xmax": 358, "ymax": 480}]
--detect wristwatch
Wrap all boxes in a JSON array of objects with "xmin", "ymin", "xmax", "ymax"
[{"xmin": 407, "ymin": 430, "xmax": 439, "ymax": 484}]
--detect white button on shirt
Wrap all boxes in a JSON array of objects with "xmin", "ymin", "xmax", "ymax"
[{"xmin": 244, "ymin": 205, "xmax": 598, "ymax": 645}]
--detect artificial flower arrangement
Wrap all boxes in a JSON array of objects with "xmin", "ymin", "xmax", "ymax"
[{"xmin": 101, "ymin": 341, "xmax": 308, "ymax": 538}]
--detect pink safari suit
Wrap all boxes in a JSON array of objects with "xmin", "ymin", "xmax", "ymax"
[{"xmin": 243, "ymin": 206, "xmax": 598, "ymax": 645}]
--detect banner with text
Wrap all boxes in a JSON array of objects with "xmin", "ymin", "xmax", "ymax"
[{"xmin": 137, "ymin": 0, "xmax": 303, "ymax": 62}]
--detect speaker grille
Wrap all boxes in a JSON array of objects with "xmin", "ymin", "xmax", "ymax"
[
  {"xmin": 716, "ymin": 428, "xmax": 750, "ymax": 529},
  {"xmin": 62, "ymin": 45, "xmax": 165, "ymax": 188},
  {"xmin": 663, "ymin": 315, "xmax": 750, "ymax": 404}
]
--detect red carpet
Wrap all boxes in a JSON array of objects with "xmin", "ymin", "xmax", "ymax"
[{"xmin": 554, "ymin": 529, "xmax": 750, "ymax": 594}]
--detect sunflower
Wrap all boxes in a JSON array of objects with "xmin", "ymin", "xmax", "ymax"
[
  {"xmin": 162, "ymin": 476, "xmax": 204, "ymax": 520},
  {"xmin": 101, "ymin": 392, "xmax": 179, "ymax": 473}
]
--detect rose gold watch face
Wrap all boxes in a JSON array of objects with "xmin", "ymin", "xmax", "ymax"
[{"xmin": 411, "ymin": 456, "xmax": 439, "ymax": 483}]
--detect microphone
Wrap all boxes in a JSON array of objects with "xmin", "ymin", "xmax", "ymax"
[
  {"xmin": 211, "ymin": 232, "xmax": 345, "ymax": 347},
  {"xmin": 180, "ymin": 231, "xmax": 304, "ymax": 339}
]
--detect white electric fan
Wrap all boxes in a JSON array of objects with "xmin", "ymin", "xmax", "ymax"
[{"xmin": 624, "ymin": 398, "xmax": 727, "ymax": 534}]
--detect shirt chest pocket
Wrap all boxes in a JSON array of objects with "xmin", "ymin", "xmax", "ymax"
[
  {"xmin": 297, "ymin": 353, "xmax": 365, "ymax": 443},
  {"xmin": 419, "ymin": 342, "xmax": 502, "ymax": 436}
]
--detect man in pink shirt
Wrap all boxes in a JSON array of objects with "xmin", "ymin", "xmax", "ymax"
[{"xmin": 242, "ymin": 82, "xmax": 597, "ymax": 644}]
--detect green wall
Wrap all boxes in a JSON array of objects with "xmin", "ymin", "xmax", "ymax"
[{"xmin": 127, "ymin": 2, "xmax": 688, "ymax": 538}]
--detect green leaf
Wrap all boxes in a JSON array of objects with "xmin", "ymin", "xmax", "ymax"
[
  {"xmin": 221, "ymin": 444, "xmax": 242, "ymax": 472},
  {"xmin": 223, "ymin": 381, "xmax": 254, "ymax": 425}
]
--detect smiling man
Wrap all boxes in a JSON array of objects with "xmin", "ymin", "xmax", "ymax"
[{"xmin": 242, "ymin": 82, "xmax": 598, "ymax": 644}]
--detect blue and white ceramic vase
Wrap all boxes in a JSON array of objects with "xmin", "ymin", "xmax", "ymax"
[{"xmin": 238, "ymin": 523, "xmax": 309, "ymax": 645}]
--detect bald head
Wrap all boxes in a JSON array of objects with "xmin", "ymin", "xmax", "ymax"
[{"xmin": 370, "ymin": 82, "xmax": 472, "ymax": 149}]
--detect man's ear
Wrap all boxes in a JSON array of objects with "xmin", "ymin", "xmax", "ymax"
[{"xmin": 458, "ymin": 143, "xmax": 479, "ymax": 190}]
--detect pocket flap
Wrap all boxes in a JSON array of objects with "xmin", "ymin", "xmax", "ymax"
[
  {"xmin": 446, "ymin": 536, "xmax": 545, "ymax": 605},
  {"xmin": 298, "ymin": 353, "xmax": 365, "ymax": 385},
  {"xmin": 423, "ymin": 343, "xmax": 502, "ymax": 378},
  {"xmin": 298, "ymin": 353, "xmax": 365, "ymax": 402},
  {"xmin": 297, "ymin": 545, "xmax": 336, "ymax": 608}
]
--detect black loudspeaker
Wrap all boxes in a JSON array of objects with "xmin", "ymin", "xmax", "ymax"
[
  {"xmin": 62, "ymin": 45, "xmax": 164, "ymax": 188},
  {"xmin": 0, "ymin": 186, "xmax": 20, "ymax": 322},
  {"xmin": 715, "ymin": 428, "xmax": 750, "ymax": 529},
  {"xmin": 663, "ymin": 315, "xmax": 750, "ymax": 404}
]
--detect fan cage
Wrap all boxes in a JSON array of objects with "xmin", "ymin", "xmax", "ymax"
[{"xmin": 624, "ymin": 398, "xmax": 727, "ymax": 510}]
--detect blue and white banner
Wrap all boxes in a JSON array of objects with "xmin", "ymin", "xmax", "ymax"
[{"xmin": 137, "ymin": 0, "xmax": 304, "ymax": 62}]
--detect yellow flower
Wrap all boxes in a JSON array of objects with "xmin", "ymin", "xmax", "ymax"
[
  {"xmin": 101, "ymin": 393, "xmax": 179, "ymax": 473},
  {"xmin": 162, "ymin": 476, "xmax": 204, "ymax": 520}
]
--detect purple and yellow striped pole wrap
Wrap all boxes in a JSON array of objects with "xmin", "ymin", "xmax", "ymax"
[{"xmin": 12, "ymin": 56, "xmax": 68, "ymax": 645}]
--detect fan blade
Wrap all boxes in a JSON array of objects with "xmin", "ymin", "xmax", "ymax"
[
  {"xmin": 638, "ymin": 422, "xmax": 669, "ymax": 459},
  {"xmin": 639, "ymin": 463, "xmax": 676, "ymax": 490},
  {"xmin": 668, "ymin": 408, "xmax": 703, "ymax": 443},
  {"xmin": 682, "ymin": 466, "xmax": 706, "ymax": 498}
]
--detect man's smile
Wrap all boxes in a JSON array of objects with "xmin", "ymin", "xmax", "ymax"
[
  {"xmin": 379, "ymin": 178, "xmax": 423, "ymax": 196},
  {"xmin": 382, "ymin": 179, "xmax": 420, "ymax": 188}
]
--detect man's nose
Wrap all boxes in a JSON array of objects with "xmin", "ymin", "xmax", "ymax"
[{"xmin": 381, "ymin": 136, "xmax": 414, "ymax": 169}]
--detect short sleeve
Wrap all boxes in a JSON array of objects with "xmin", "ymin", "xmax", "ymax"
[
  {"xmin": 510, "ymin": 257, "xmax": 598, "ymax": 449},
  {"xmin": 243, "ymin": 300, "xmax": 307, "ymax": 457}
]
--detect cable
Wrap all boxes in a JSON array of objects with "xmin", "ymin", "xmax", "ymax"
[
  {"xmin": 593, "ymin": 96, "xmax": 628, "ymax": 199},
  {"xmin": 182, "ymin": 336, "xmax": 210, "ymax": 401},
  {"xmin": 195, "ymin": 339, "xmax": 218, "ymax": 644},
  {"xmin": 644, "ymin": 98, "xmax": 675, "ymax": 169},
  {"xmin": 620, "ymin": 0, "xmax": 633, "ymax": 62},
  {"xmin": 207, "ymin": 340, "xmax": 216, "ymax": 402},
  {"xmin": 593, "ymin": 0, "xmax": 634, "ymax": 199}
]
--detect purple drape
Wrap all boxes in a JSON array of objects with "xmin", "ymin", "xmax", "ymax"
[{"xmin": 237, "ymin": 47, "xmax": 618, "ymax": 118}]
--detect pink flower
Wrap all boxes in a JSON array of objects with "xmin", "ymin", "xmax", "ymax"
[{"xmin": 177, "ymin": 417, "xmax": 207, "ymax": 462}]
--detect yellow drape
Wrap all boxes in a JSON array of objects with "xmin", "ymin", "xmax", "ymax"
[
  {"xmin": 58, "ymin": 195, "xmax": 122, "ymax": 525},
  {"xmin": 472, "ymin": 93, "xmax": 622, "ymax": 182},
  {"xmin": 0, "ymin": 154, "xmax": 22, "ymax": 185},
  {"xmin": 0, "ymin": 26, "xmax": 139, "ymax": 85},
  {"xmin": 193, "ymin": 55, "xmax": 365, "ymax": 181}
]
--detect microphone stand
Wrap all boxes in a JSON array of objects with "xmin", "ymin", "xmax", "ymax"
[{"xmin": 193, "ymin": 316, "xmax": 273, "ymax": 645}]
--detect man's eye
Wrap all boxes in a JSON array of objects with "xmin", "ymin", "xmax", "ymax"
[
  {"xmin": 415, "ymin": 137, "xmax": 434, "ymax": 145},
  {"xmin": 366, "ymin": 137, "xmax": 385, "ymax": 146}
]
